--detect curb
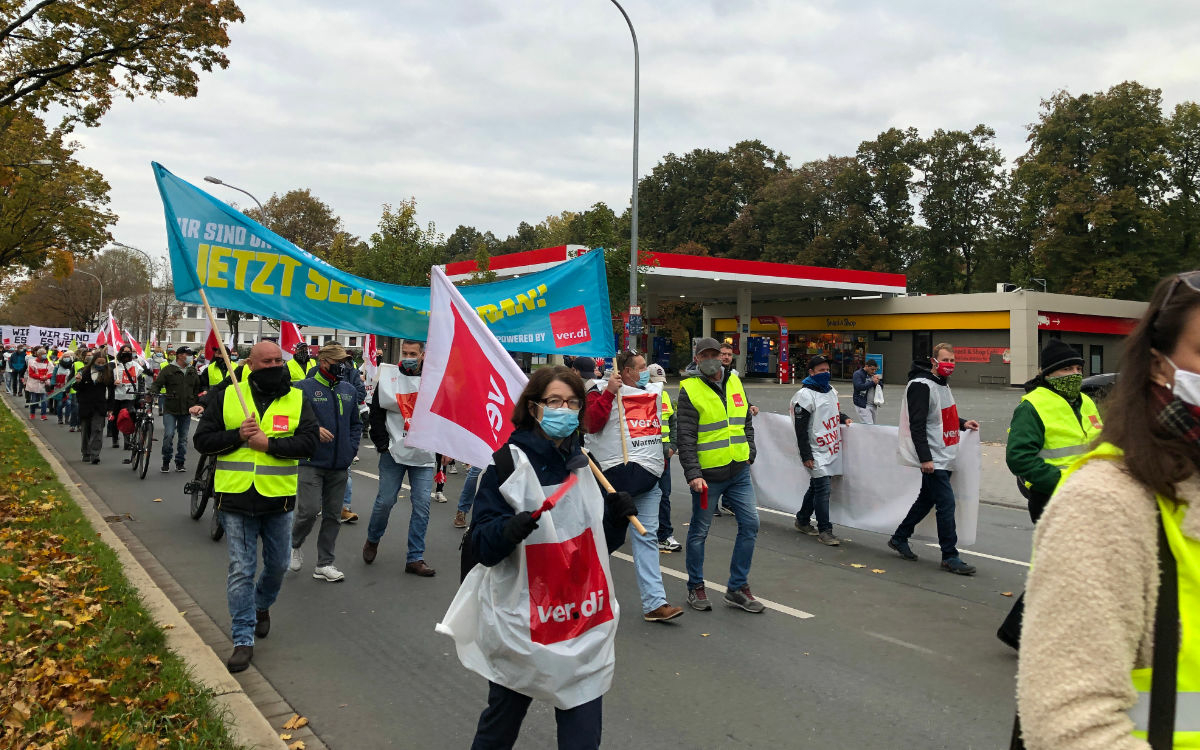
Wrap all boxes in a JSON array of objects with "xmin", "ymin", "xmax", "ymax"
[{"xmin": 1, "ymin": 396, "xmax": 289, "ymax": 750}]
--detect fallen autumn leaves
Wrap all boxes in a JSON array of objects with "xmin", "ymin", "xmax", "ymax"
[{"xmin": 0, "ymin": 406, "xmax": 240, "ymax": 748}]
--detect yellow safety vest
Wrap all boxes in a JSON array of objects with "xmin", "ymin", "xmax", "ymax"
[
  {"xmin": 214, "ymin": 380, "xmax": 302, "ymax": 497},
  {"xmin": 288, "ymin": 358, "xmax": 315, "ymax": 382},
  {"xmin": 1064, "ymin": 444, "xmax": 1200, "ymax": 745},
  {"xmin": 661, "ymin": 390, "xmax": 674, "ymax": 445},
  {"xmin": 1021, "ymin": 387, "xmax": 1103, "ymax": 470},
  {"xmin": 680, "ymin": 373, "xmax": 749, "ymax": 469},
  {"xmin": 69, "ymin": 360, "xmax": 85, "ymax": 393}
]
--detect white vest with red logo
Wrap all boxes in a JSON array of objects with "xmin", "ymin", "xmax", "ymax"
[
  {"xmin": 790, "ymin": 386, "xmax": 844, "ymax": 478},
  {"xmin": 377, "ymin": 364, "xmax": 435, "ymax": 468},
  {"xmin": 584, "ymin": 382, "xmax": 664, "ymax": 477},
  {"xmin": 898, "ymin": 376, "xmax": 960, "ymax": 470}
]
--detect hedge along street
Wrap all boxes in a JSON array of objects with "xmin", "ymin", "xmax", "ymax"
[{"xmin": 0, "ymin": 399, "xmax": 243, "ymax": 748}]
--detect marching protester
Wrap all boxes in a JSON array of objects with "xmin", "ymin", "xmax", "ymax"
[
  {"xmin": 66, "ymin": 350, "xmax": 85, "ymax": 431},
  {"xmin": 570, "ymin": 355, "xmax": 598, "ymax": 387},
  {"xmin": 110, "ymin": 344, "xmax": 143, "ymax": 450},
  {"xmin": 10, "ymin": 345, "xmax": 27, "ymax": 397},
  {"xmin": 287, "ymin": 342, "xmax": 315, "ymax": 382},
  {"xmin": 712, "ymin": 342, "xmax": 756, "ymax": 517},
  {"xmin": 462, "ymin": 365, "xmax": 637, "ymax": 749},
  {"xmin": 24, "ymin": 347, "xmax": 52, "ymax": 420},
  {"xmin": 648, "ymin": 363, "xmax": 681, "ymax": 552},
  {"xmin": 289, "ymin": 344, "xmax": 362, "ymax": 583},
  {"xmin": 149, "ymin": 346, "xmax": 201, "ymax": 473},
  {"xmin": 75, "ymin": 351, "xmax": 114, "ymax": 464},
  {"xmin": 47, "ymin": 351, "xmax": 75, "ymax": 424},
  {"xmin": 852, "ymin": 359, "xmax": 881, "ymax": 424},
  {"xmin": 193, "ymin": 341, "xmax": 319, "ymax": 673},
  {"xmin": 887, "ymin": 343, "xmax": 980, "ymax": 575},
  {"xmin": 338, "ymin": 359, "xmax": 368, "ymax": 524},
  {"xmin": 452, "ymin": 464, "xmax": 483, "ymax": 529},
  {"xmin": 202, "ymin": 351, "xmax": 245, "ymax": 392},
  {"xmin": 0, "ymin": 346, "xmax": 8, "ymax": 395},
  {"xmin": 677, "ymin": 337, "xmax": 764, "ymax": 613},
  {"xmin": 364, "ymin": 340, "xmax": 438, "ymax": 576},
  {"xmin": 792, "ymin": 354, "xmax": 851, "ymax": 546},
  {"xmin": 1017, "ymin": 272, "xmax": 1200, "ymax": 749},
  {"xmin": 584, "ymin": 350, "xmax": 683, "ymax": 622}
]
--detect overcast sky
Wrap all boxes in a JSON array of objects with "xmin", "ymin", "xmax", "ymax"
[{"xmin": 74, "ymin": 0, "xmax": 1200, "ymax": 265}]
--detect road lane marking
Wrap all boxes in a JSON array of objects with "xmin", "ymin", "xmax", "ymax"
[
  {"xmin": 864, "ymin": 630, "xmax": 938, "ymax": 656},
  {"xmin": 612, "ymin": 551, "xmax": 815, "ymax": 620},
  {"xmin": 924, "ymin": 544, "xmax": 1029, "ymax": 567}
]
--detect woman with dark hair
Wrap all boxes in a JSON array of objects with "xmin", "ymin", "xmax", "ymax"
[
  {"xmin": 75, "ymin": 351, "xmax": 114, "ymax": 464},
  {"xmin": 1017, "ymin": 272, "xmax": 1200, "ymax": 749},
  {"xmin": 463, "ymin": 365, "xmax": 637, "ymax": 750}
]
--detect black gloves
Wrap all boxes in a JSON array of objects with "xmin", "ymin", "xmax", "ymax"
[
  {"xmin": 605, "ymin": 491, "xmax": 637, "ymax": 520},
  {"xmin": 502, "ymin": 511, "xmax": 539, "ymax": 546}
]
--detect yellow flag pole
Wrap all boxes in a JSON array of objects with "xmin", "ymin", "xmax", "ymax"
[{"xmin": 197, "ymin": 288, "xmax": 254, "ymax": 421}]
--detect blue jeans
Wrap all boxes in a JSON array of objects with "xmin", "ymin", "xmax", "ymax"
[
  {"xmin": 891, "ymin": 469, "xmax": 959, "ymax": 559},
  {"xmin": 28, "ymin": 392, "xmax": 46, "ymax": 416},
  {"xmin": 221, "ymin": 510, "xmax": 292, "ymax": 647},
  {"xmin": 343, "ymin": 472, "xmax": 353, "ymax": 510},
  {"xmin": 657, "ymin": 456, "xmax": 674, "ymax": 542},
  {"xmin": 161, "ymin": 412, "xmax": 191, "ymax": 465},
  {"xmin": 797, "ymin": 474, "xmax": 833, "ymax": 532},
  {"xmin": 367, "ymin": 452, "xmax": 435, "ymax": 563},
  {"xmin": 630, "ymin": 486, "xmax": 667, "ymax": 613},
  {"xmin": 457, "ymin": 465, "xmax": 483, "ymax": 513},
  {"xmin": 685, "ymin": 466, "xmax": 759, "ymax": 591},
  {"xmin": 471, "ymin": 681, "xmax": 602, "ymax": 750}
]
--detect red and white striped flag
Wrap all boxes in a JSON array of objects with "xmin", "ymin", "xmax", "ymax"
[
  {"xmin": 407, "ymin": 267, "xmax": 528, "ymax": 467},
  {"xmin": 280, "ymin": 321, "xmax": 303, "ymax": 360}
]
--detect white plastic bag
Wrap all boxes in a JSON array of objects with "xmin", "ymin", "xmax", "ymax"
[
  {"xmin": 873, "ymin": 382, "xmax": 885, "ymax": 406},
  {"xmin": 435, "ymin": 446, "xmax": 619, "ymax": 709}
]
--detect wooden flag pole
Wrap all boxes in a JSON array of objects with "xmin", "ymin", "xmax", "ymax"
[
  {"xmin": 197, "ymin": 288, "xmax": 254, "ymax": 421},
  {"xmin": 582, "ymin": 448, "xmax": 648, "ymax": 536}
]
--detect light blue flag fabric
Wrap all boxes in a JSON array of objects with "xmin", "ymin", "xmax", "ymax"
[{"xmin": 152, "ymin": 163, "xmax": 614, "ymax": 356}]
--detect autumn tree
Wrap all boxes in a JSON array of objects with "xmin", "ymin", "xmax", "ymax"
[{"xmin": 0, "ymin": 0, "xmax": 244, "ymax": 129}]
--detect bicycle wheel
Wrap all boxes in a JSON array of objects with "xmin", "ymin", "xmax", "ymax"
[
  {"xmin": 188, "ymin": 456, "xmax": 210, "ymax": 520},
  {"xmin": 138, "ymin": 419, "xmax": 153, "ymax": 480},
  {"xmin": 209, "ymin": 505, "xmax": 224, "ymax": 541},
  {"xmin": 129, "ymin": 424, "xmax": 142, "ymax": 472}
]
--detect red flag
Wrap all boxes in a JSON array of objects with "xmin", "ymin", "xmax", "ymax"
[
  {"xmin": 105, "ymin": 312, "xmax": 124, "ymax": 355},
  {"xmin": 202, "ymin": 319, "xmax": 222, "ymax": 360},
  {"xmin": 407, "ymin": 266, "xmax": 528, "ymax": 467},
  {"xmin": 280, "ymin": 321, "xmax": 303, "ymax": 360}
]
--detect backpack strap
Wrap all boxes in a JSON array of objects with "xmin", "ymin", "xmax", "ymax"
[
  {"xmin": 458, "ymin": 444, "xmax": 522, "ymax": 582},
  {"xmin": 1148, "ymin": 509, "xmax": 1179, "ymax": 750}
]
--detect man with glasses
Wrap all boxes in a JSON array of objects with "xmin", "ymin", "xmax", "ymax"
[
  {"xmin": 583, "ymin": 350, "xmax": 683, "ymax": 623},
  {"xmin": 887, "ymin": 342, "xmax": 980, "ymax": 575}
]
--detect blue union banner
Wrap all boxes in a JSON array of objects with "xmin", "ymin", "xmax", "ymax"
[{"xmin": 153, "ymin": 162, "xmax": 613, "ymax": 356}]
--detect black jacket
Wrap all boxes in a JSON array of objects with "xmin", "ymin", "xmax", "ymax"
[
  {"xmin": 192, "ymin": 378, "xmax": 320, "ymax": 516},
  {"xmin": 74, "ymin": 367, "xmax": 114, "ymax": 419},
  {"xmin": 150, "ymin": 362, "xmax": 200, "ymax": 415},
  {"xmin": 469, "ymin": 429, "xmax": 630, "ymax": 569},
  {"xmin": 905, "ymin": 359, "xmax": 968, "ymax": 464}
]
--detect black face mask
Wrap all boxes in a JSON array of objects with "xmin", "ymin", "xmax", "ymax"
[
  {"xmin": 321, "ymin": 362, "xmax": 346, "ymax": 381},
  {"xmin": 118, "ymin": 352, "xmax": 133, "ymax": 363},
  {"xmin": 248, "ymin": 365, "xmax": 291, "ymax": 396}
]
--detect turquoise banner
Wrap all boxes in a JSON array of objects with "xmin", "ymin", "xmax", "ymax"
[{"xmin": 153, "ymin": 163, "xmax": 613, "ymax": 356}]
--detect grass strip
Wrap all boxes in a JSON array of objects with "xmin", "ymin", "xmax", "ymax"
[{"xmin": 0, "ymin": 402, "xmax": 244, "ymax": 749}]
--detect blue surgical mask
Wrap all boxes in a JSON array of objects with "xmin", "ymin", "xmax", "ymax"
[
  {"xmin": 637, "ymin": 370, "xmax": 650, "ymax": 388},
  {"xmin": 810, "ymin": 371, "xmax": 831, "ymax": 388},
  {"xmin": 538, "ymin": 406, "xmax": 579, "ymax": 438},
  {"xmin": 401, "ymin": 358, "xmax": 419, "ymax": 371}
]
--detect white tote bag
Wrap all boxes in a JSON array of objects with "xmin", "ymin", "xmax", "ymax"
[{"xmin": 873, "ymin": 382, "xmax": 885, "ymax": 406}]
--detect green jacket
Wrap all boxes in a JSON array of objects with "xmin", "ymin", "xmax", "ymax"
[
  {"xmin": 151, "ymin": 362, "xmax": 200, "ymax": 415},
  {"xmin": 1006, "ymin": 380, "xmax": 1094, "ymax": 496}
]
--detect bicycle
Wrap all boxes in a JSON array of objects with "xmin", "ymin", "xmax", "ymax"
[
  {"xmin": 125, "ymin": 394, "xmax": 155, "ymax": 480},
  {"xmin": 184, "ymin": 453, "xmax": 224, "ymax": 541}
]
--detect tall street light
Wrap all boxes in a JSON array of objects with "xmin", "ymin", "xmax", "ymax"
[
  {"xmin": 75, "ymin": 270, "xmax": 103, "ymax": 329},
  {"xmin": 609, "ymin": 0, "xmax": 640, "ymax": 344},
  {"xmin": 205, "ymin": 175, "xmax": 271, "ymax": 340},
  {"xmin": 111, "ymin": 241, "xmax": 154, "ymax": 346}
]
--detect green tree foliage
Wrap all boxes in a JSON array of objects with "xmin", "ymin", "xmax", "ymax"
[
  {"xmin": 0, "ymin": 0, "xmax": 245, "ymax": 128},
  {"xmin": 1166, "ymin": 101, "xmax": 1200, "ymax": 269},
  {"xmin": 856, "ymin": 127, "xmax": 921, "ymax": 272},
  {"xmin": 354, "ymin": 200, "xmax": 443, "ymax": 286},
  {"xmin": 243, "ymin": 188, "xmax": 355, "ymax": 265}
]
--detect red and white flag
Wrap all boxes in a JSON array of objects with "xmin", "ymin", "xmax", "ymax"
[
  {"xmin": 280, "ymin": 321, "xmax": 303, "ymax": 360},
  {"xmin": 149, "ymin": 329, "xmax": 158, "ymax": 348},
  {"xmin": 126, "ymin": 333, "xmax": 147, "ymax": 365},
  {"xmin": 201, "ymin": 318, "xmax": 223, "ymax": 360},
  {"xmin": 102, "ymin": 312, "xmax": 124, "ymax": 355},
  {"xmin": 407, "ymin": 267, "xmax": 528, "ymax": 468},
  {"xmin": 362, "ymin": 333, "xmax": 380, "ymax": 400}
]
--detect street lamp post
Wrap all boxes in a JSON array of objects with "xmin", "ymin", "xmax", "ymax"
[
  {"xmin": 609, "ymin": 0, "xmax": 640, "ymax": 348},
  {"xmin": 111, "ymin": 242, "xmax": 154, "ymax": 346},
  {"xmin": 204, "ymin": 175, "xmax": 271, "ymax": 341},
  {"xmin": 75, "ymin": 270, "xmax": 103, "ymax": 329}
]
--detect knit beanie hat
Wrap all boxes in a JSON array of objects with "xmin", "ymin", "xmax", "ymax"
[{"xmin": 1039, "ymin": 339, "xmax": 1084, "ymax": 376}]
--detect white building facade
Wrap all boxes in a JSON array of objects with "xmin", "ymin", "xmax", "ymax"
[{"xmin": 168, "ymin": 305, "xmax": 370, "ymax": 352}]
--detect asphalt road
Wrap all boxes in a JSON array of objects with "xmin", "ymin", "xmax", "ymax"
[{"xmin": 13, "ymin": 391, "xmax": 1032, "ymax": 749}]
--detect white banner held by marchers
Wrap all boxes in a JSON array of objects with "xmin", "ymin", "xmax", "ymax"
[
  {"xmin": 749, "ymin": 414, "xmax": 980, "ymax": 546},
  {"xmin": 406, "ymin": 266, "xmax": 529, "ymax": 468}
]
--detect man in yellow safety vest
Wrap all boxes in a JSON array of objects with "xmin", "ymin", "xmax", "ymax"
[
  {"xmin": 287, "ymin": 342, "xmax": 316, "ymax": 382},
  {"xmin": 192, "ymin": 341, "xmax": 319, "ymax": 674}
]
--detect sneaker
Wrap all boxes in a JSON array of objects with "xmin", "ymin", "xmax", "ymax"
[
  {"xmin": 794, "ymin": 520, "xmax": 818, "ymax": 536},
  {"xmin": 724, "ymin": 586, "xmax": 766, "ymax": 613},
  {"xmin": 41, "ymin": 415, "xmax": 47, "ymax": 420},
  {"xmin": 888, "ymin": 538, "xmax": 919, "ymax": 561},
  {"xmin": 448, "ymin": 464, "xmax": 458, "ymax": 475},
  {"xmin": 28, "ymin": 413, "xmax": 34, "ymax": 420},
  {"xmin": 453, "ymin": 511, "xmax": 468, "ymax": 529},
  {"xmin": 160, "ymin": 462, "xmax": 170, "ymax": 473},
  {"xmin": 91, "ymin": 457, "xmax": 100, "ymax": 465},
  {"xmin": 313, "ymin": 565, "xmax": 345, "ymax": 582},
  {"xmin": 712, "ymin": 506, "xmax": 724, "ymax": 517},
  {"xmin": 433, "ymin": 491, "xmax": 448, "ymax": 503},
  {"xmin": 340, "ymin": 508, "xmax": 359, "ymax": 524},
  {"xmin": 121, "ymin": 456, "xmax": 132, "ymax": 464},
  {"xmin": 226, "ymin": 645, "xmax": 253, "ymax": 673},
  {"xmin": 289, "ymin": 547, "xmax": 303, "ymax": 572},
  {"xmin": 352, "ymin": 455, "xmax": 360, "ymax": 464},
  {"xmin": 941, "ymin": 557, "xmax": 977, "ymax": 576},
  {"xmin": 657, "ymin": 536, "xmax": 681, "ymax": 552},
  {"xmin": 643, "ymin": 604, "xmax": 684, "ymax": 622},
  {"xmin": 176, "ymin": 464, "xmax": 186, "ymax": 473},
  {"xmin": 687, "ymin": 586, "xmax": 712, "ymax": 611},
  {"xmin": 817, "ymin": 530, "xmax": 841, "ymax": 547}
]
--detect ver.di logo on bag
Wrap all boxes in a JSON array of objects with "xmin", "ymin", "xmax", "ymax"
[
  {"xmin": 622, "ymin": 393, "xmax": 660, "ymax": 438},
  {"xmin": 940, "ymin": 404, "xmax": 960, "ymax": 446},
  {"xmin": 526, "ymin": 528, "xmax": 613, "ymax": 645}
]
